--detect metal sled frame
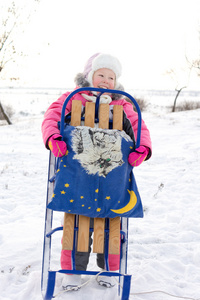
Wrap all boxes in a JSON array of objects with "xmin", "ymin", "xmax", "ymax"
[{"xmin": 41, "ymin": 88, "xmax": 142, "ymax": 300}]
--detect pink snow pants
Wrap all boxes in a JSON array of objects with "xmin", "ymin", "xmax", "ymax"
[{"xmin": 60, "ymin": 249, "xmax": 120, "ymax": 271}]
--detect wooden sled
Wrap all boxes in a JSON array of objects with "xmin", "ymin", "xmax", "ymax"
[{"xmin": 41, "ymin": 87, "xmax": 142, "ymax": 300}]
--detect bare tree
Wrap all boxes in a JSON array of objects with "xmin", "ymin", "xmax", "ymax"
[
  {"xmin": 172, "ymin": 86, "xmax": 187, "ymax": 112},
  {"xmin": 166, "ymin": 67, "xmax": 192, "ymax": 112},
  {"xmin": 0, "ymin": 0, "xmax": 40, "ymax": 124},
  {"xmin": 0, "ymin": 1, "xmax": 40, "ymax": 75},
  {"xmin": 165, "ymin": 26, "xmax": 200, "ymax": 112},
  {"xmin": 0, "ymin": 102, "xmax": 12, "ymax": 124},
  {"xmin": 1, "ymin": 2, "xmax": 22, "ymax": 74}
]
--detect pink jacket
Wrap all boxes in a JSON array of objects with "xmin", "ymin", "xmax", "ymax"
[{"xmin": 41, "ymin": 88, "xmax": 152, "ymax": 159}]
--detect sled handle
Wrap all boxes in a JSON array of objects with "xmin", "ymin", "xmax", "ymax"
[{"xmin": 60, "ymin": 87, "xmax": 142, "ymax": 148}]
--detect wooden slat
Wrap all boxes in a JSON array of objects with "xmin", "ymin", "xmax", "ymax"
[
  {"xmin": 99, "ymin": 103, "xmax": 109, "ymax": 129},
  {"xmin": 108, "ymin": 217, "xmax": 121, "ymax": 255},
  {"xmin": 93, "ymin": 218, "xmax": 105, "ymax": 253},
  {"xmin": 62, "ymin": 213, "xmax": 75, "ymax": 250},
  {"xmin": 77, "ymin": 102, "xmax": 95, "ymax": 252},
  {"xmin": 113, "ymin": 105, "xmax": 123, "ymax": 130},
  {"xmin": 93, "ymin": 103, "xmax": 109, "ymax": 254},
  {"xmin": 77, "ymin": 215, "xmax": 90, "ymax": 252},
  {"xmin": 71, "ymin": 100, "xmax": 82, "ymax": 126},
  {"xmin": 84, "ymin": 102, "xmax": 95, "ymax": 127},
  {"xmin": 109, "ymin": 105, "xmax": 123, "ymax": 255},
  {"xmin": 62, "ymin": 100, "xmax": 82, "ymax": 251}
]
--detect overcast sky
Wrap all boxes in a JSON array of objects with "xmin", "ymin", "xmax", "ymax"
[{"xmin": 2, "ymin": 0, "xmax": 200, "ymax": 90}]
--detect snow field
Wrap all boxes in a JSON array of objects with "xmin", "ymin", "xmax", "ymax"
[{"xmin": 0, "ymin": 88, "xmax": 200, "ymax": 300}]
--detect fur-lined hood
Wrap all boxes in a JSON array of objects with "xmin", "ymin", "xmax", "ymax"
[{"xmin": 74, "ymin": 73, "xmax": 125, "ymax": 101}]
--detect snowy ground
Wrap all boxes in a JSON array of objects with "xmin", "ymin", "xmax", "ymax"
[{"xmin": 0, "ymin": 87, "xmax": 200, "ymax": 300}]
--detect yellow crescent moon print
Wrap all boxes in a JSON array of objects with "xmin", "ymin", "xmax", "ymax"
[{"xmin": 110, "ymin": 190, "xmax": 137, "ymax": 214}]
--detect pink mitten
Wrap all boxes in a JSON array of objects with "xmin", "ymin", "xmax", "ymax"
[
  {"xmin": 48, "ymin": 134, "xmax": 67, "ymax": 157},
  {"xmin": 128, "ymin": 146, "xmax": 148, "ymax": 167}
]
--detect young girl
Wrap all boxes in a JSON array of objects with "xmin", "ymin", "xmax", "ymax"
[{"xmin": 42, "ymin": 53, "xmax": 152, "ymax": 289}]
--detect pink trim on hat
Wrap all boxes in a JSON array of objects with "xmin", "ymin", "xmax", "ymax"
[{"xmin": 83, "ymin": 53, "xmax": 100, "ymax": 78}]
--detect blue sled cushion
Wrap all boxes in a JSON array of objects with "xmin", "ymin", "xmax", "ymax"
[{"xmin": 47, "ymin": 125, "xmax": 143, "ymax": 218}]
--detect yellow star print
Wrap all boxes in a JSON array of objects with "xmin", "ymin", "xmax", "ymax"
[
  {"xmin": 97, "ymin": 208, "xmax": 101, "ymax": 212},
  {"xmin": 105, "ymin": 196, "xmax": 111, "ymax": 200},
  {"xmin": 65, "ymin": 183, "xmax": 70, "ymax": 188},
  {"xmin": 95, "ymin": 189, "xmax": 99, "ymax": 193},
  {"xmin": 80, "ymin": 196, "xmax": 84, "ymax": 199},
  {"xmin": 52, "ymin": 193, "xmax": 55, "ymax": 198},
  {"xmin": 61, "ymin": 190, "xmax": 66, "ymax": 194},
  {"xmin": 70, "ymin": 199, "xmax": 74, "ymax": 203}
]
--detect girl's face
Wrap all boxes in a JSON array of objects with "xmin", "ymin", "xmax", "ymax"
[{"xmin": 92, "ymin": 68, "xmax": 116, "ymax": 90}]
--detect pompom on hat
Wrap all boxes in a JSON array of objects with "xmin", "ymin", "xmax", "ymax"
[{"xmin": 74, "ymin": 53, "xmax": 124, "ymax": 100}]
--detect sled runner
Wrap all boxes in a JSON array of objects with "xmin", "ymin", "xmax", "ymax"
[{"xmin": 41, "ymin": 87, "xmax": 142, "ymax": 300}]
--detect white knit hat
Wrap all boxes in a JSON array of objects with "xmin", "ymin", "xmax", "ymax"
[
  {"xmin": 74, "ymin": 53, "xmax": 124, "ymax": 99},
  {"xmin": 83, "ymin": 53, "xmax": 122, "ymax": 87}
]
